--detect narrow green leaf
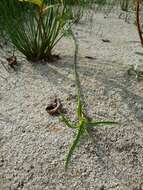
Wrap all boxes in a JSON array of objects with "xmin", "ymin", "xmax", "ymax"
[
  {"xmin": 65, "ymin": 125, "xmax": 84, "ymax": 171},
  {"xmin": 60, "ymin": 112, "xmax": 76, "ymax": 129},
  {"xmin": 88, "ymin": 121, "xmax": 118, "ymax": 127}
]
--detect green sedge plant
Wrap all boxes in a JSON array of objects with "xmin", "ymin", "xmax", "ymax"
[
  {"xmin": 0, "ymin": 0, "xmax": 92, "ymax": 61},
  {"xmin": 60, "ymin": 32, "xmax": 118, "ymax": 171},
  {"xmin": 0, "ymin": 0, "xmax": 69, "ymax": 61}
]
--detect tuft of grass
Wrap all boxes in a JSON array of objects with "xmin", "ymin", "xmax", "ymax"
[
  {"xmin": 60, "ymin": 32, "xmax": 118, "ymax": 171},
  {"xmin": 0, "ymin": 0, "xmax": 93, "ymax": 61},
  {"xmin": 0, "ymin": 0, "xmax": 68, "ymax": 61}
]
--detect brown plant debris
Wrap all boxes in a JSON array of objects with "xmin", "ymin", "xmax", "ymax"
[
  {"xmin": 46, "ymin": 98, "xmax": 62, "ymax": 116},
  {"xmin": 102, "ymin": 39, "xmax": 111, "ymax": 43},
  {"xmin": 6, "ymin": 55, "xmax": 17, "ymax": 70},
  {"xmin": 85, "ymin": 56, "xmax": 97, "ymax": 60}
]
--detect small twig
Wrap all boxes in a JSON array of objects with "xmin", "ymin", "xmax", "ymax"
[{"xmin": 136, "ymin": 0, "xmax": 143, "ymax": 46}]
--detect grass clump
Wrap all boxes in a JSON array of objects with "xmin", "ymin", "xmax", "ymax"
[
  {"xmin": 0, "ymin": 0, "xmax": 68, "ymax": 61},
  {"xmin": 0, "ymin": 0, "xmax": 92, "ymax": 61}
]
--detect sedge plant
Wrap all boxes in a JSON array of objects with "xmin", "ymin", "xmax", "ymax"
[
  {"xmin": 0, "ymin": 1, "xmax": 72, "ymax": 61},
  {"xmin": 0, "ymin": 0, "xmax": 70, "ymax": 61},
  {"xmin": 0, "ymin": 0, "xmax": 94, "ymax": 61},
  {"xmin": 60, "ymin": 31, "xmax": 118, "ymax": 171}
]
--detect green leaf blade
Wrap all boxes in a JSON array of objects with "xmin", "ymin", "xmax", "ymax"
[
  {"xmin": 65, "ymin": 125, "xmax": 84, "ymax": 171},
  {"xmin": 60, "ymin": 112, "xmax": 76, "ymax": 129},
  {"xmin": 88, "ymin": 121, "xmax": 118, "ymax": 127}
]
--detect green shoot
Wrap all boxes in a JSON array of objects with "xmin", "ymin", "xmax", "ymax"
[{"xmin": 61, "ymin": 31, "xmax": 118, "ymax": 171}]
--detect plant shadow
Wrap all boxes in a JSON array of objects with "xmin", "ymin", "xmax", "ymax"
[{"xmin": 32, "ymin": 55, "xmax": 143, "ymax": 123}]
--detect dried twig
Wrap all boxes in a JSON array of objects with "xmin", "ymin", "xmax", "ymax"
[{"xmin": 136, "ymin": 0, "xmax": 143, "ymax": 46}]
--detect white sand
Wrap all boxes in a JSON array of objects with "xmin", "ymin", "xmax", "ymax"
[{"xmin": 0, "ymin": 12, "xmax": 143, "ymax": 190}]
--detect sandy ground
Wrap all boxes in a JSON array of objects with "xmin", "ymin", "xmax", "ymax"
[{"xmin": 0, "ymin": 12, "xmax": 143, "ymax": 190}]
